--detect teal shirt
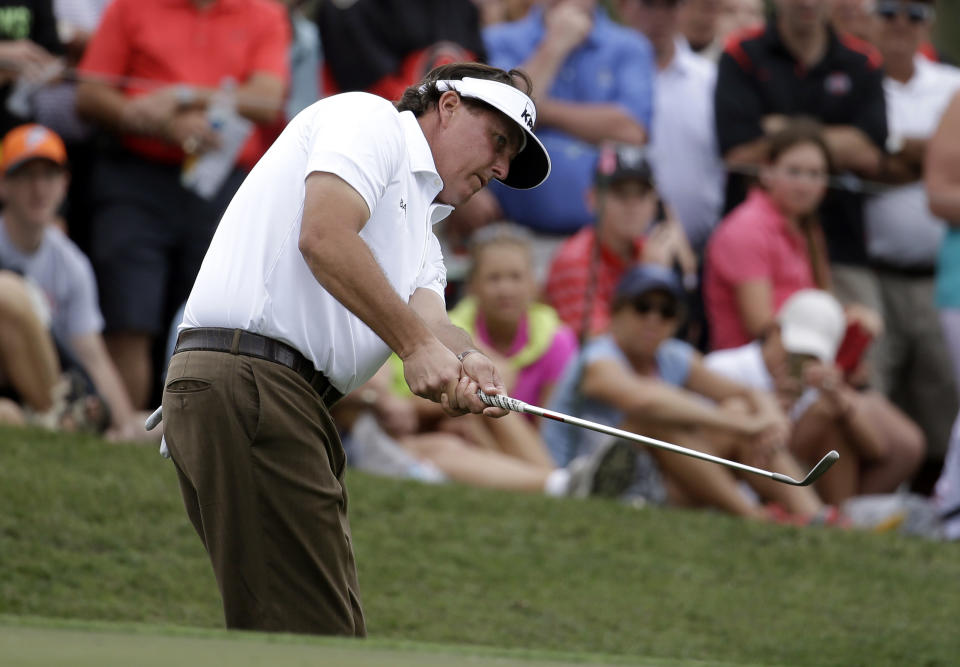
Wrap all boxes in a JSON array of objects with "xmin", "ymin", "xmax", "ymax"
[{"xmin": 937, "ymin": 228, "xmax": 960, "ymax": 308}]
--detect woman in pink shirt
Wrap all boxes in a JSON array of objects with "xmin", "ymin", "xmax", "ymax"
[{"xmin": 705, "ymin": 121, "xmax": 832, "ymax": 351}]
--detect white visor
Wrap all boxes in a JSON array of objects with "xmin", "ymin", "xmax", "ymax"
[{"xmin": 433, "ymin": 77, "xmax": 551, "ymax": 189}]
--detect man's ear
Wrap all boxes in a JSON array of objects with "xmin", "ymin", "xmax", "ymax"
[{"xmin": 437, "ymin": 90, "xmax": 461, "ymax": 127}]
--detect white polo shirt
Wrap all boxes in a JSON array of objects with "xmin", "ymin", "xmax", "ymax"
[
  {"xmin": 648, "ymin": 39, "xmax": 725, "ymax": 254},
  {"xmin": 865, "ymin": 56, "xmax": 960, "ymax": 267},
  {"xmin": 182, "ymin": 92, "xmax": 452, "ymax": 394}
]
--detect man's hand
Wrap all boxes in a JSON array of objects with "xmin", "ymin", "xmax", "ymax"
[
  {"xmin": 164, "ymin": 109, "xmax": 221, "ymax": 155},
  {"xmin": 543, "ymin": 2, "xmax": 593, "ymax": 56},
  {"xmin": 401, "ymin": 338, "xmax": 462, "ymax": 413},
  {"xmin": 121, "ymin": 87, "xmax": 184, "ymax": 136},
  {"xmin": 0, "ymin": 39, "xmax": 57, "ymax": 83},
  {"xmin": 459, "ymin": 351, "xmax": 509, "ymax": 417}
]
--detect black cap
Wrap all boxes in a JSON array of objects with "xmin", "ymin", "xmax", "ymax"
[
  {"xmin": 594, "ymin": 143, "xmax": 654, "ymax": 187},
  {"xmin": 613, "ymin": 263, "xmax": 684, "ymax": 305}
]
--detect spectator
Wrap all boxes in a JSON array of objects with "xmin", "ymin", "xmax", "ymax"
[
  {"xmin": 0, "ymin": 0, "xmax": 63, "ymax": 134},
  {"xmin": 705, "ymin": 121, "xmax": 835, "ymax": 351},
  {"xmin": 0, "ymin": 124, "xmax": 148, "ymax": 439},
  {"xmin": 706, "ymin": 289, "xmax": 924, "ymax": 504},
  {"xmin": 677, "ymin": 0, "xmax": 721, "ymax": 58},
  {"xmin": 75, "ymin": 0, "xmax": 290, "ymax": 409},
  {"xmin": 619, "ymin": 0, "xmax": 726, "ymax": 256},
  {"xmin": 317, "ymin": 0, "xmax": 485, "ymax": 100},
  {"xmin": 929, "ymin": 91, "xmax": 960, "ymax": 537},
  {"xmin": 483, "ymin": 0, "xmax": 655, "ymax": 240},
  {"xmin": 830, "ymin": 0, "xmax": 874, "ymax": 42},
  {"xmin": 715, "ymin": 0, "xmax": 765, "ymax": 47},
  {"xmin": 864, "ymin": 0, "xmax": 960, "ymax": 470},
  {"xmin": 339, "ymin": 365, "xmax": 637, "ymax": 498},
  {"xmin": 543, "ymin": 263, "xmax": 827, "ymax": 519},
  {"xmin": 715, "ymin": 0, "xmax": 887, "ymax": 315},
  {"xmin": 545, "ymin": 143, "xmax": 695, "ymax": 339},
  {"xmin": 338, "ymin": 223, "xmax": 636, "ymax": 498}
]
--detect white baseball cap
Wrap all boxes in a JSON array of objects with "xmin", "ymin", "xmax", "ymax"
[
  {"xmin": 433, "ymin": 77, "xmax": 551, "ymax": 190},
  {"xmin": 777, "ymin": 289, "xmax": 846, "ymax": 362}
]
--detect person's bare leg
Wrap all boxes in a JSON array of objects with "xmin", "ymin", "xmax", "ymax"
[
  {"xmin": 465, "ymin": 412, "xmax": 555, "ymax": 470},
  {"xmin": 791, "ymin": 399, "xmax": 861, "ymax": 504},
  {"xmin": 0, "ymin": 397, "xmax": 25, "ymax": 425},
  {"xmin": 401, "ymin": 432, "xmax": 551, "ymax": 492},
  {"xmin": 104, "ymin": 331, "xmax": 153, "ymax": 409},
  {"xmin": 0, "ymin": 272, "xmax": 60, "ymax": 411},
  {"xmin": 857, "ymin": 392, "xmax": 925, "ymax": 494},
  {"xmin": 625, "ymin": 419, "xmax": 764, "ymax": 518},
  {"xmin": 740, "ymin": 449, "xmax": 824, "ymax": 516}
]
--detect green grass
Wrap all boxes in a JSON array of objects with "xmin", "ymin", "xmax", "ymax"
[{"xmin": 2, "ymin": 426, "xmax": 959, "ymax": 666}]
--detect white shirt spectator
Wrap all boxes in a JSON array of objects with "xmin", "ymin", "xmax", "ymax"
[
  {"xmin": 183, "ymin": 93, "xmax": 451, "ymax": 394},
  {"xmin": 0, "ymin": 218, "xmax": 104, "ymax": 343},
  {"xmin": 648, "ymin": 39, "xmax": 725, "ymax": 254},
  {"xmin": 53, "ymin": 0, "xmax": 111, "ymax": 35},
  {"xmin": 865, "ymin": 56, "xmax": 960, "ymax": 267}
]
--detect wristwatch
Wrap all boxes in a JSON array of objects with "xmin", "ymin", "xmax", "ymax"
[{"xmin": 457, "ymin": 349, "xmax": 480, "ymax": 362}]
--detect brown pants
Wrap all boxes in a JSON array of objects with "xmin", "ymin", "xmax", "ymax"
[{"xmin": 162, "ymin": 350, "xmax": 366, "ymax": 636}]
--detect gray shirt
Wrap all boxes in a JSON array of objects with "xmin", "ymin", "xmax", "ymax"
[{"xmin": 0, "ymin": 218, "xmax": 103, "ymax": 345}]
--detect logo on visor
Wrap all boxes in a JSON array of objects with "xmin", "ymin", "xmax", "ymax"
[{"xmin": 521, "ymin": 104, "xmax": 534, "ymax": 130}]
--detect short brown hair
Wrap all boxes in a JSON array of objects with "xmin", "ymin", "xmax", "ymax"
[{"xmin": 396, "ymin": 62, "xmax": 533, "ymax": 117}]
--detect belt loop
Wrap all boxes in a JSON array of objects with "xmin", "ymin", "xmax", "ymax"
[{"xmin": 230, "ymin": 329, "xmax": 242, "ymax": 355}]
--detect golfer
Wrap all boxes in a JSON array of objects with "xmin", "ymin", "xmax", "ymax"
[{"xmin": 161, "ymin": 62, "xmax": 551, "ymax": 636}]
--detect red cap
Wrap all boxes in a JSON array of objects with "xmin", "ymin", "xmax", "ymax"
[{"xmin": 1, "ymin": 124, "xmax": 67, "ymax": 174}]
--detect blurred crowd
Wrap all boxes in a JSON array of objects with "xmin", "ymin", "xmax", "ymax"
[{"xmin": 1, "ymin": 0, "xmax": 959, "ymax": 536}]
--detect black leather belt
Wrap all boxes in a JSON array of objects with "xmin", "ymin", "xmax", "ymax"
[
  {"xmin": 174, "ymin": 327, "xmax": 342, "ymax": 407},
  {"xmin": 870, "ymin": 260, "xmax": 936, "ymax": 278}
]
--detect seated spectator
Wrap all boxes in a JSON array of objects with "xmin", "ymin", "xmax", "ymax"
[
  {"xmin": 864, "ymin": 0, "xmax": 960, "ymax": 476},
  {"xmin": 929, "ymin": 91, "xmax": 960, "ymax": 538},
  {"xmin": 482, "ymin": 0, "xmax": 655, "ymax": 238},
  {"xmin": 618, "ymin": 0, "xmax": 726, "ymax": 256},
  {"xmin": 336, "ymin": 223, "xmax": 636, "ymax": 498},
  {"xmin": 0, "ymin": 124, "xmax": 149, "ymax": 439},
  {"xmin": 546, "ymin": 143, "xmax": 694, "ymax": 339},
  {"xmin": 705, "ymin": 289, "xmax": 924, "ymax": 504},
  {"xmin": 75, "ymin": 0, "xmax": 290, "ymax": 409},
  {"xmin": 543, "ymin": 263, "xmax": 827, "ymax": 520}
]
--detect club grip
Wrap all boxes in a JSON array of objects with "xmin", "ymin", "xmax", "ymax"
[{"xmin": 477, "ymin": 390, "xmax": 527, "ymax": 414}]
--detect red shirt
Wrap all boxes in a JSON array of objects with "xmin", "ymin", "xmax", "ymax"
[
  {"xmin": 705, "ymin": 188, "xmax": 828, "ymax": 350},
  {"xmin": 545, "ymin": 227, "xmax": 644, "ymax": 339},
  {"xmin": 79, "ymin": 0, "xmax": 290, "ymax": 169}
]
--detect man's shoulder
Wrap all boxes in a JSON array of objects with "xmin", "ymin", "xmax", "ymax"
[
  {"xmin": 833, "ymin": 32, "xmax": 883, "ymax": 73},
  {"xmin": 719, "ymin": 23, "xmax": 769, "ymax": 72},
  {"xmin": 483, "ymin": 12, "xmax": 538, "ymax": 49},
  {"xmin": 42, "ymin": 227, "xmax": 93, "ymax": 273},
  {"xmin": 918, "ymin": 58, "xmax": 960, "ymax": 89},
  {"xmin": 552, "ymin": 228, "xmax": 595, "ymax": 262},
  {"xmin": 593, "ymin": 13, "xmax": 652, "ymax": 55},
  {"xmin": 312, "ymin": 91, "xmax": 401, "ymax": 125}
]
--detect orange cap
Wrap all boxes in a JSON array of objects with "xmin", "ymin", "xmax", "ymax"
[{"xmin": 0, "ymin": 124, "xmax": 67, "ymax": 174}]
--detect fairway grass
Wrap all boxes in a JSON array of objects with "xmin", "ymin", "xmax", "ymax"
[
  {"xmin": 0, "ymin": 616, "xmax": 735, "ymax": 667},
  {"xmin": 2, "ymin": 426, "xmax": 959, "ymax": 666}
]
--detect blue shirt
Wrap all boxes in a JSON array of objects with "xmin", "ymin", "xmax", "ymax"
[
  {"xmin": 542, "ymin": 334, "xmax": 694, "ymax": 466},
  {"xmin": 483, "ymin": 8, "xmax": 655, "ymax": 234}
]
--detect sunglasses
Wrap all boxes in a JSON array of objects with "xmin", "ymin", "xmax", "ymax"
[
  {"xmin": 874, "ymin": 1, "xmax": 934, "ymax": 23},
  {"xmin": 632, "ymin": 298, "xmax": 679, "ymax": 320}
]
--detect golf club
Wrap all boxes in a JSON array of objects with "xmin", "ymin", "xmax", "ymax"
[{"xmin": 478, "ymin": 391, "xmax": 838, "ymax": 487}]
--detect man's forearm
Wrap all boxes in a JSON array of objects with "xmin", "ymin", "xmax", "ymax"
[
  {"xmin": 822, "ymin": 125, "xmax": 882, "ymax": 175},
  {"xmin": 537, "ymin": 100, "xmax": 647, "ymax": 145},
  {"xmin": 299, "ymin": 224, "xmax": 436, "ymax": 359},
  {"xmin": 75, "ymin": 80, "xmax": 134, "ymax": 133}
]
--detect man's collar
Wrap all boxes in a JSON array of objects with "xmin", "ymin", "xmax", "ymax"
[
  {"xmin": 399, "ymin": 110, "xmax": 440, "ymax": 176},
  {"xmin": 764, "ymin": 17, "xmax": 839, "ymax": 68}
]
